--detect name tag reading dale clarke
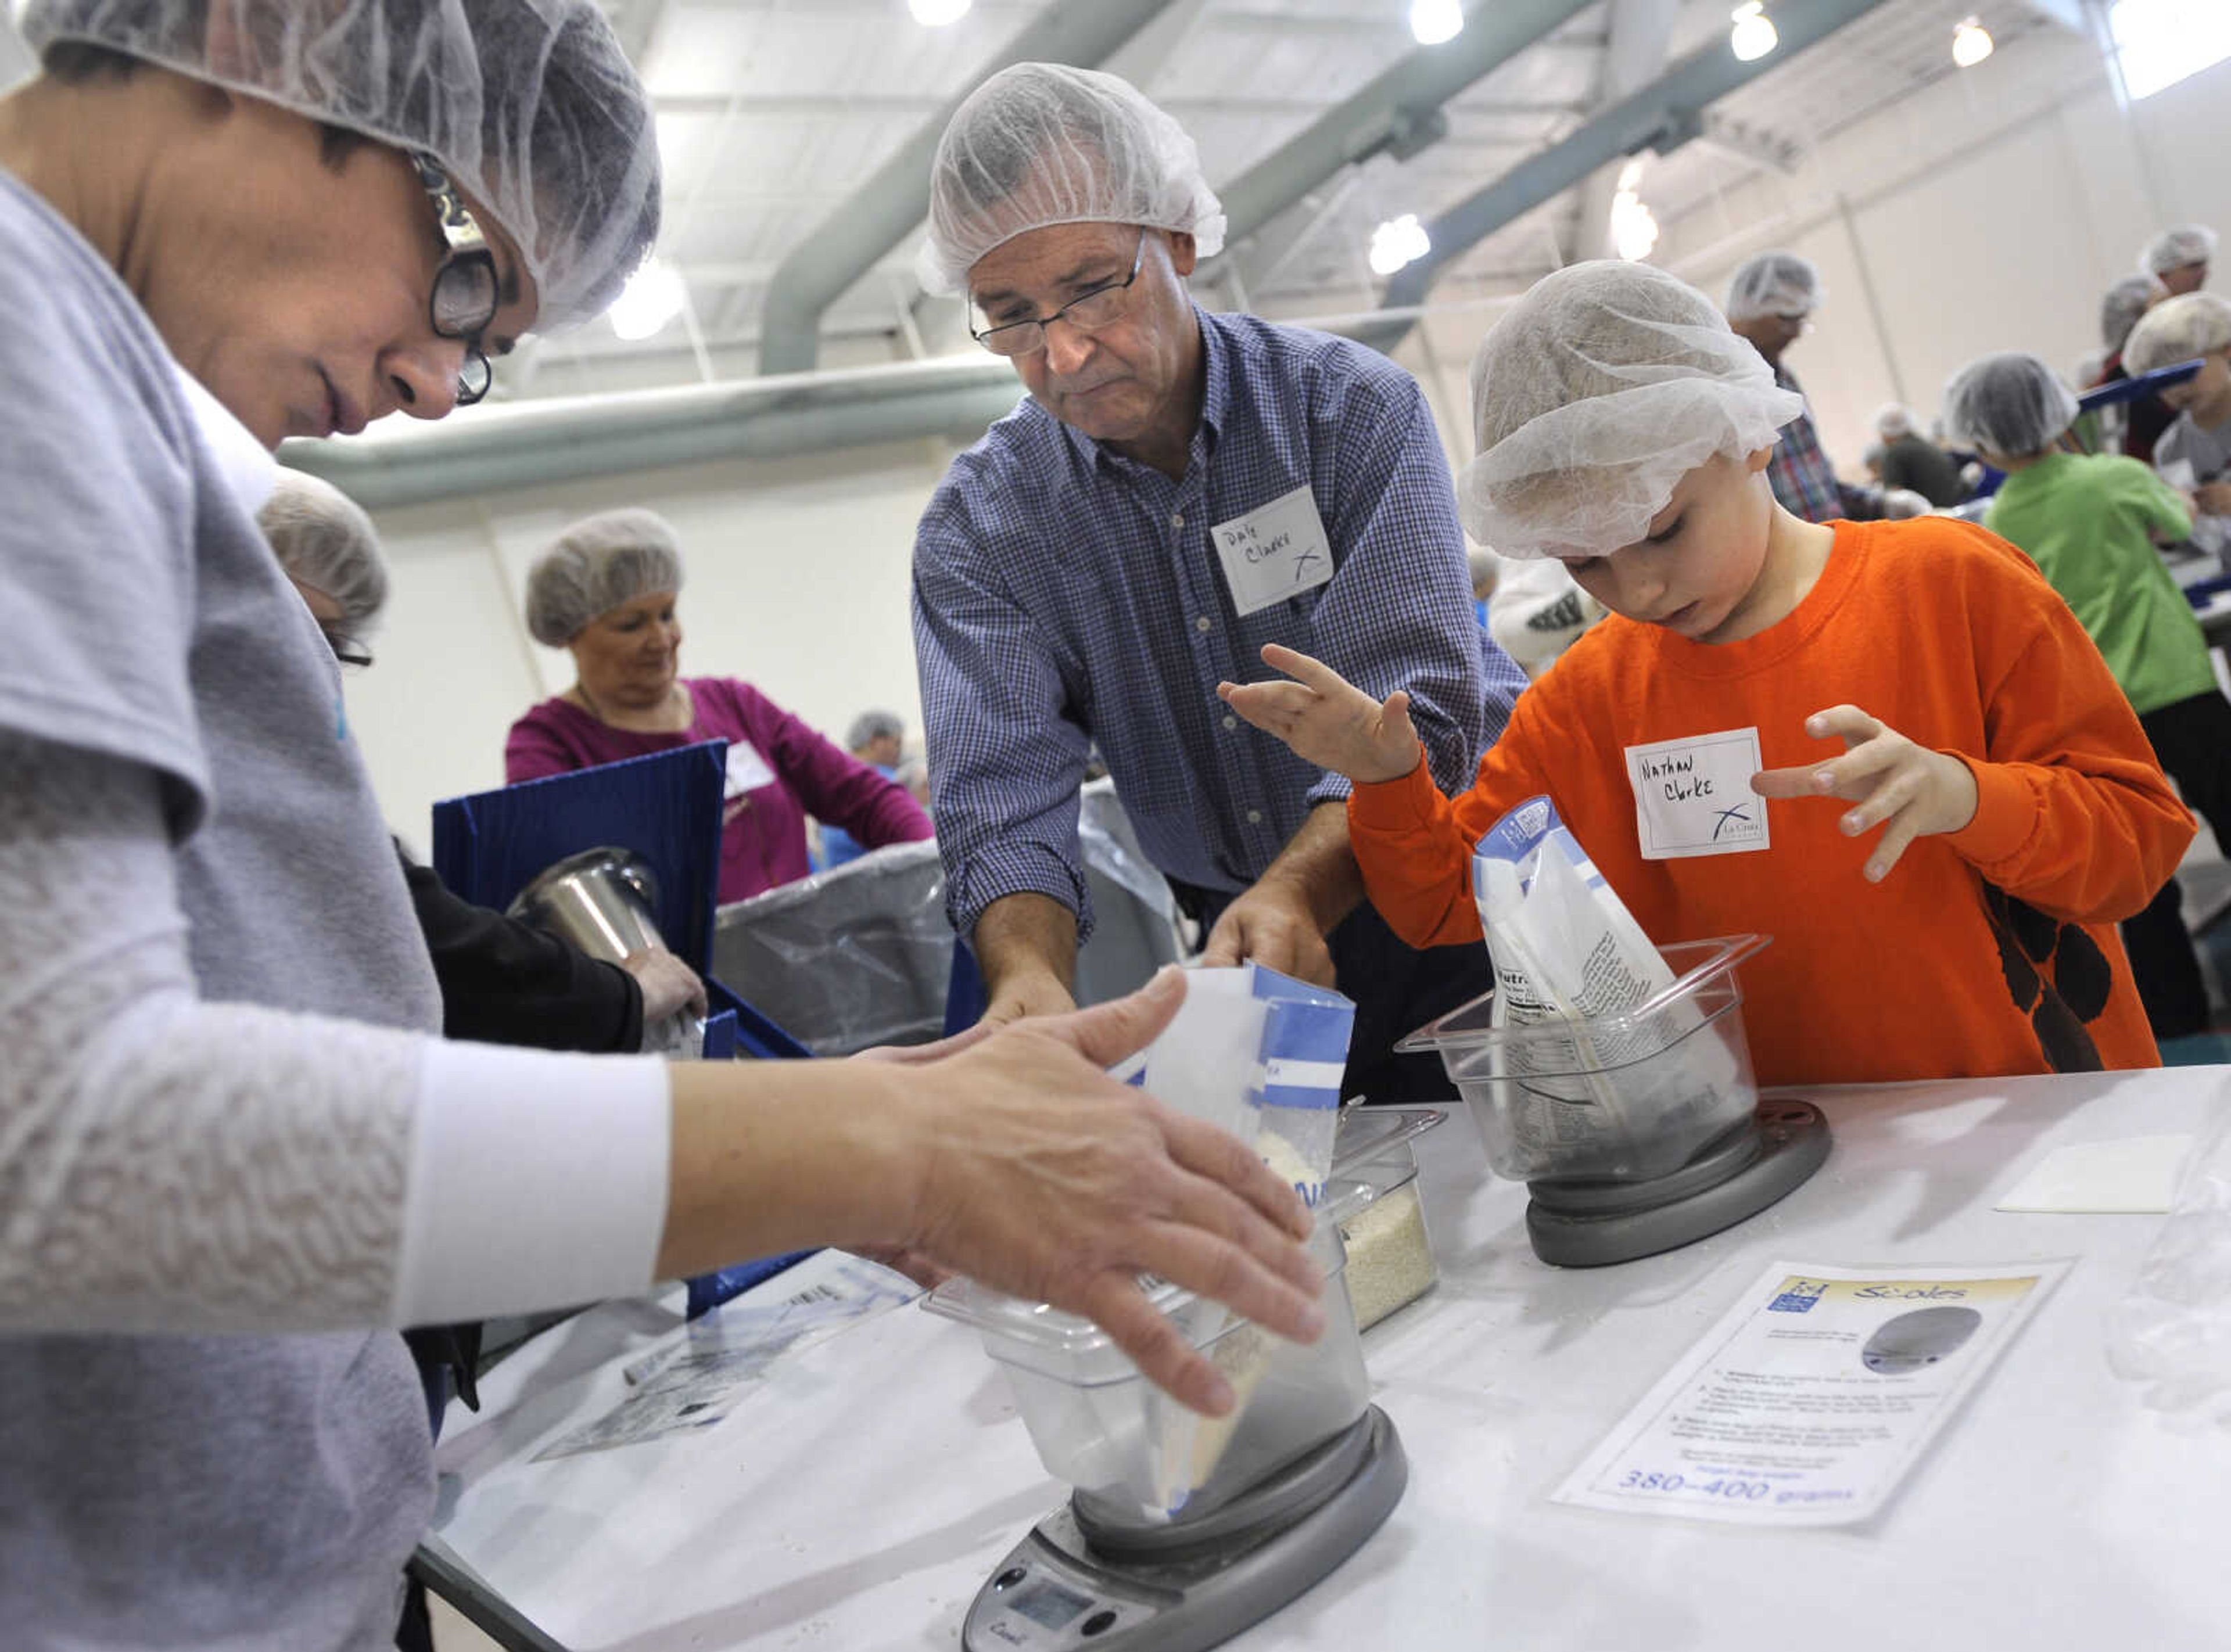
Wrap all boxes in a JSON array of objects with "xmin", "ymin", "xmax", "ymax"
[
  {"xmin": 1625, "ymin": 728, "xmax": 1770, "ymax": 860},
  {"xmin": 1211, "ymin": 484, "xmax": 1335, "ymax": 618}
]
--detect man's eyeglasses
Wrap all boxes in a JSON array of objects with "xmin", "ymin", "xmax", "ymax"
[
  {"xmin": 969, "ymin": 231, "xmax": 1147, "ymax": 359},
  {"xmin": 413, "ymin": 155, "xmax": 498, "ymax": 406}
]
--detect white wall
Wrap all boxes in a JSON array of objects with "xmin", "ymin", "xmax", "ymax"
[
  {"xmin": 347, "ymin": 21, "xmax": 2231, "ymax": 844},
  {"xmin": 350, "ymin": 436, "xmax": 959, "ymax": 847}
]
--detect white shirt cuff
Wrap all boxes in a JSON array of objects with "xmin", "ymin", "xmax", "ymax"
[{"xmin": 391, "ymin": 1041, "xmax": 671, "ymax": 1325}]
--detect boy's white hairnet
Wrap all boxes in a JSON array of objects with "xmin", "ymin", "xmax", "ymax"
[
  {"xmin": 2124, "ymin": 293, "xmax": 2231, "ymax": 379},
  {"xmin": 1873, "ymin": 403, "xmax": 1916, "ymax": 441},
  {"xmin": 1724, "ymin": 250, "xmax": 1823, "ymax": 322},
  {"xmin": 845, "ymin": 709, "xmax": 903, "ymax": 749},
  {"xmin": 20, "ymin": 0, "xmax": 661, "ymax": 333},
  {"xmin": 525, "ymin": 508, "xmax": 684, "ymax": 647},
  {"xmin": 2141, "ymin": 225, "xmax": 2218, "ymax": 278},
  {"xmin": 916, "ymin": 63, "xmax": 1226, "ymax": 297},
  {"xmin": 258, "ymin": 468, "xmax": 388, "ymax": 637},
  {"xmin": 1459, "ymin": 261, "xmax": 1805, "ymax": 561},
  {"xmin": 1941, "ymin": 352, "xmax": 2078, "ymax": 458},
  {"xmin": 2102, "ymin": 274, "xmax": 2168, "ymax": 352}
]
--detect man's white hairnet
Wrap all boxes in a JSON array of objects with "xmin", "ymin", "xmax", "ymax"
[
  {"xmin": 1724, "ymin": 250, "xmax": 1823, "ymax": 322},
  {"xmin": 2141, "ymin": 225, "xmax": 2218, "ymax": 279},
  {"xmin": 845, "ymin": 709, "xmax": 903, "ymax": 750},
  {"xmin": 259, "ymin": 468, "xmax": 388, "ymax": 637},
  {"xmin": 2124, "ymin": 293, "xmax": 2231, "ymax": 379},
  {"xmin": 916, "ymin": 63, "xmax": 1226, "ymax": 297},
  {"xmin": 2102, "ymin": 274, "xmax": 2168, "ymax": 353},
  {"xmin": 1459, "ymin": 261, "xmax": 1805, "ymax": 561},
  {"xmin": 1941, "ymin": 353, "xmax": 2079, "ymax": 459},
  {"xmin": 1873, "ymin": 403, "xmax": 1916, "ymax": 441},
  {"xmin": 20, "ymin": 0, "xmax": 661, "ymax": 332},
  {"xmin": 526, "ymin": 508, "xmax": 684, "ymax": 647}
]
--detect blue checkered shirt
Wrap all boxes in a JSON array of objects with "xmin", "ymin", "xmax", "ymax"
[
  {"xmin": 1767, "ymin": 364, "xmax": 1884, "ymax": 523},
  {"xmin": 913, "ymin": 308, "xmax": 1526, "ymax": 940}
]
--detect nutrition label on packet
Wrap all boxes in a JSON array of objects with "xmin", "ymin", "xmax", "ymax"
[{"xmin": 1553, "ymin": 1258, "xmax": 2069, "ymax": 1525}]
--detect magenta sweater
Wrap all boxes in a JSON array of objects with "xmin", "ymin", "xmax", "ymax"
[{"xmin": 504, "ymin": 677, "xmax": 932, "ymax": 905}]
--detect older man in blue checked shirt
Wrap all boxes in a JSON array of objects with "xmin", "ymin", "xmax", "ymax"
[{"xmin": 910, "ymin": 64, "xmax": 1526, "ymax": 1101}]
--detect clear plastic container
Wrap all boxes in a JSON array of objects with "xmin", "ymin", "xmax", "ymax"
[
  {"xmin": 1330, "ymin": 1108, "xmax": 1445, "ymax": 1330},
  {"xmin": 1396, "ymin": 935, "xmax": 1769, "ymax": 1185},
  {"xmin": 923, "ymin": 1197, "xmax": 1371, "ymax": 1527}
]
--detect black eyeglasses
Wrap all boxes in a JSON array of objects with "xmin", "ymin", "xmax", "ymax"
[
  {"xmin": 413, "ymin": 155, "xmax": 498, "ymax": 406},
  {"xmin": 969, "ymin": 231, "xmax": 1147, "ymax": 358},
  {"xmin": 321, "ymin": 627, "xmax": 374, "ymax": 670}
]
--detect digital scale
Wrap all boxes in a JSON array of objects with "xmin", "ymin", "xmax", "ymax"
[
  {"xmin": 961, "ymin": 1406, "xmax": 1405, "ymax": 1651},
  {"xmin": 1523, "ymin": 1097, "xmax": 1830, "ymax": 1267}
]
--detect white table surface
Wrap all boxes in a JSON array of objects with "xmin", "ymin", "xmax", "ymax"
[{"xmin": 429, "ymin": 1066, "xmax": 2231, "ymax": 1651}]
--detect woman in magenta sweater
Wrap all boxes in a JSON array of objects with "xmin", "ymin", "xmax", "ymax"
[{"xmin": 505, "ymin": 509, "xmax": 932, "ymax": 904}]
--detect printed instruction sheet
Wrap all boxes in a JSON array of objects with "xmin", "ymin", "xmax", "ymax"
[{"xmin": 1554, "ymin": 1258, "xmax": 2069, "ymax": 1525}]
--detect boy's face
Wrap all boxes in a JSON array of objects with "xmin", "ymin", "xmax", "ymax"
[{"xmin": 1553, "ymin": 451, "xmax": 1778, "ymax": 644}]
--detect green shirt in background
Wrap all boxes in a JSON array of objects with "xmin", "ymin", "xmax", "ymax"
[{"xmin": 1984, "ymin": 451, "xmax": 2211, "ymax": 716}]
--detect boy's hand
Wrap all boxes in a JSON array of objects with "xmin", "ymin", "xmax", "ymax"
[
  {"xmin": 1750, "ymin": 705, "xmax": 1978, "ymax": 882},
  {"xmin": 1217, "ymin": 644, "xmax": 1423, "ymax": 786}
]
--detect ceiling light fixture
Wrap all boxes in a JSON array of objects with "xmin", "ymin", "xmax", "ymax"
[
  {"xmin": 1610, "ymin": 188, "xmax": 1659, "ymax": 263},
  {"xmin": 1409, "ymin": 0, "xmax": 1464, "ymax": 46},
  {"xmin": 608, "ymin": 260, "xmax": 686, "ymax": 342},
  {"xmin": 1369, "ymin": 213, "xmax": 1432, "ymax": 276},
  {"xmin": 1951, "ymin": 16, "xmax": 1994, "ymax": 66},
  {"xmin": 1729, "ymin": 1, "xmax": 1778, "ymax": 61},
  {"xmin": 909, "ymin": 0, "xmax": 971, "ymax": 24}
]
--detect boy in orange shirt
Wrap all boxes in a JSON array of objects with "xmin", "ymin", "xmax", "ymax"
[{"xmin": 1220, "ymin": 262, "xmax": 2192, "ymax": 1087}]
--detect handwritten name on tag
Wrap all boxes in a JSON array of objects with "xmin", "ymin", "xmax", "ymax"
[
  {"xmin": 1211, "ymin": 484, "xmax": 1335, "ymax": 617},
  {"xmin": 1626, "ymin": 728, "xmax": 1770, "ymax": 860}
]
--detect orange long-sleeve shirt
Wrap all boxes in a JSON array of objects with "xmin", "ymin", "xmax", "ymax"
[{"xmin": 1351, "ymin": 518, "xmax": 2194, "ymax": 1086}]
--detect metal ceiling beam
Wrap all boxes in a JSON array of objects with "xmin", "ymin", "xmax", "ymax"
[
  {"xmin": 1195, "ymin": 0, "xmax": 1604, "ymax": 288},
  {"xmin": 1361, "ymin": 0, "xmax": 1895, "ymax": 352},
  {"xmin": 755, "ymin": 0, "xmax": 1181, "ymax": 376}
]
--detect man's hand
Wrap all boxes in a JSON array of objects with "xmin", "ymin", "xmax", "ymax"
[
  {"xmin": 1750, "ymin": 705, "xmax": 1979, "ymax": 882},
  {"xmin": 2196, "ymin": 480, "xmax": 2231, "ymax": 516},
  {"xmin": 622, "ymin": 947, "xmax": 707, "ymax": 1023},
  {"xmin": 896, "ymin": 969, "xmax": 1326, "ymax": 1416},
  {"xmin": 1218, "ymin": 644, "xmax": 1422, "ymax": 787},
  {"xmin": 1200, "ymin": 879, "xmax": 1336, "ymax": 986},
  {"xmin": 981, "ymin": 970, "xmax": 1077, "ymax": 1028}
]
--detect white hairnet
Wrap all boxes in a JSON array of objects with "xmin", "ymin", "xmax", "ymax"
[
  {"xmin": 1941, "ymin": 352, "xmax": 2078, "ymax": 458},
  {"xmin": 2124, "ymin": 293, "xmax": 2231, "ymax": 379},
  {"xmin": 2141, "ymin": 225, "xmax": 2218, "ymax": 278},
  {"xmin": 1873, "ymin": 403, "xmax": 1916, "ymax": 441},
  {"xmin": 259, "ymin": 468, "xmax": 388, "ymax": 637},
  {"xmin": 1724, "ymin": 250, "xmax": 1823, "ymax": 322},
  {"xmin": 1460, "ymin": 261, "xmax": 1805, "ymax": 561},
  {"xmin": 525, "ymin": 508, "xmax": 684, "ymax": 647},
  {"xmin": 2102, "ymin": 274, "xmax": 2168, "ymax": 352},
  {"xmin": 845, "ymin": 709, "xmax": 903, "ymax": 750},
  {"xmin": 20, "ymin": 0, "xmax": 661, "ymax": 333},
  {"xmin": 916, "ymin": 63, "xmax": 1226, "ymax": 297}
]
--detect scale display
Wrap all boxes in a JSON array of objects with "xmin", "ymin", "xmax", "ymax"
[{"xmin": 1006, "ymin": 1579, "xmax": 1093, "ymax": 1630}]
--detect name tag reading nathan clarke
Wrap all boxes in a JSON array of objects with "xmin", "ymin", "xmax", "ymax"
[
  {"xmin": 1212, "ymin": 484, "xmax": 1335, "ymax": 617},
  {"xmin": 1626, "ymin": 728, "xmax": 1771, "ymax": 860}
]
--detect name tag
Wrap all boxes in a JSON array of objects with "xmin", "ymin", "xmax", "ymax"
[
  {"xmin": 724, "ymin": 739, "xmax": 776, "ymax": 799},
  {"xmin": 1626, "ymin": 728, "xmax": 1771, "ymax": 860},
  {"xmin": 1211, "ymin": 484, "xmax": 1335, "ymax": 617}
]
